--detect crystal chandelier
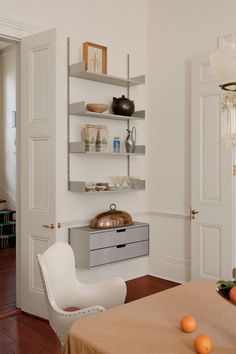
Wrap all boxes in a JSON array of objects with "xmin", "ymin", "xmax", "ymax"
[
  {"xmin": 210, "ymin": 44, "xmax": 236, "ymax": 146},
  {"xmin": 221, "ymin": 92, "xmax": 236, "ymax": 146}
]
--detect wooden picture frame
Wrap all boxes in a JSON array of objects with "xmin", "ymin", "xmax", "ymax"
[{"xmin": 83, "ymin": 42, "xmax": 107, "ymax": 74}]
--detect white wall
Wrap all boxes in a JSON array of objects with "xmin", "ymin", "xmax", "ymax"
[
  {"xmin": 148, "ymin": 0, "xmax": 236, "ymax": 282},
  {"xmin": 4, "ymin": 0, "xmax": 236, "ymax": 284},
  {"xmin": 0, "ymin": 0, "xmax": 149, "ymax": 281},
  {"xmin": 0, "ymin": 45, "xmax": 17, "ymax": 209}
]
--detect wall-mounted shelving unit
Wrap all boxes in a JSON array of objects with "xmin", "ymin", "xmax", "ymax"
[{"xmin": 67, "ymin": 39, "xmax": 146, "ymax": 193}]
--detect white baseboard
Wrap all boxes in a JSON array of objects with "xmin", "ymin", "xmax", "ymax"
[{"xmin": 148, "ymin": 253, "xmax": 191, "ymax": 284}]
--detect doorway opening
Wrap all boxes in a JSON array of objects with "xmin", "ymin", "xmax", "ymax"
[{"xmin": 0, "ymin": 36, "xmax": 19, "ymax": 318}]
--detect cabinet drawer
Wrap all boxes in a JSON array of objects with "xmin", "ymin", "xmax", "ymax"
[
  {"xmin": 89, "ymin": 240, "xmax": 149, "ymax": 267},
  {"xmin": 89, "ymin": 225, "xmax": 149, "ymax": 250}
]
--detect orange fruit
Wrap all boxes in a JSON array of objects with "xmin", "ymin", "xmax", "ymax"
[
  {"xmin": 180, "ymin": 315, "xmax": 197, "ymax": 333},
  {"xmin": 229, "ymin": 286, "xmax": 236, "ymax": 303},
  {"xmin": 194, "ymin": 334, "xmax": 212, "ymax": 354}
]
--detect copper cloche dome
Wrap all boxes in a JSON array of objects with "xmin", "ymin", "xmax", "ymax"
[{"xmin": 90, "ymin": 204, "xmax": 133, "ymax": 229}]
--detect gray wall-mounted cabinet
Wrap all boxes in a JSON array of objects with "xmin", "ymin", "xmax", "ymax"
[{"xmin": 69, "ymin": 222, "xmax": 149, "ymax": 268}]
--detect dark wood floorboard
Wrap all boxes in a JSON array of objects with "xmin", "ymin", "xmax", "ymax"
[
  {"xmin": 0, "ymin": 247, "xmax": 16, "ymax": 314},
  {"xmin": 0, "ymin": 313, "xmax": 61, "ymax": 354},
  {"xmin": 125, "ymin": 275, "xmax": 180, "ymax": 303},
  {"xmin": 0, "ymin": 275, "xmax": 179, "ymax": 354}
]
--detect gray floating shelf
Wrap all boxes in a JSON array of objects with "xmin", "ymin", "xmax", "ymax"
[
  {"xmin": 70, "ymin": 142, "xmax": 145, "ymax": 155},
  {"xmin": 69, "ymin": 62, "xmax": 145, "ymax": 87},
  {"xmin": 69, "ymin": 180, "xmax": 146, "ymax": 193},
  {"xmin": 69, "ymin": 101, "xmax": 145, "ymax": 121}
]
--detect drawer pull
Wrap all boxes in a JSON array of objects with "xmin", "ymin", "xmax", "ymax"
[
  {"xmin": 116, "ymin": 229, "xmax": 126, "ymax": 233},
  {"xmin": 116, "ymin": 244, "xmax": 126, "ymax": 248}
]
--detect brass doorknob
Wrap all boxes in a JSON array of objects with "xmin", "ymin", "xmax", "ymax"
[
  {"xmin": 42, "ymin": 224, "xmax": 54, "ymax": 229},
  {"xmin": 191, "ymin": 209, "xmax": 199, "ymax": 220}
]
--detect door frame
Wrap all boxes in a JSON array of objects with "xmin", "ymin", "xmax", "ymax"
[
  {"xmin": 218, "ymin": 32, "xmax": 236, "ymax": 272},
  {"xmin": 214, "ymin": 32, "xmax": 236, "ymax": 273},
  {"xmin": 0, "ymin": 16, "xmax": 43, "ymax": 308},
  {"xmin": 191, "ymin": 52, "xmax": 235, "ymax": 281}
]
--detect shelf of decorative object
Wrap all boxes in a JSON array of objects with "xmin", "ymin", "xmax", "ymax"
[
  {"xmin": 67, "ymin": 39, "xmax": 146, "ymax": 192},
  {"xmin": 69, "ymin": 101, "xmax": 145, "ymax": 121},
  {"xmin": 69, "ymin": 141, "xmax": 145, "ymax": 155},
  {"xmin": 69, "ymin": 180, "xmax": 146, "ymax": 193},
  {"xmin": 69, "ymin": 61, "xmax": 145, "ymax": 87}
]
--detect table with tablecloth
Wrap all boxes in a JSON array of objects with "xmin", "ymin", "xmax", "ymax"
[{"xmin": 63, "ymin": 280, "xmax": 236, "ymax": 354}]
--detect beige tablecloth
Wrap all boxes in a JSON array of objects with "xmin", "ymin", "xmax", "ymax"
[{"xmin": 63, "ymin": 281, "xmax": 236, "ymax": 354}]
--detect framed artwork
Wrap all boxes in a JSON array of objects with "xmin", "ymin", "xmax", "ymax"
[{"xmin": 83, "ymin": 42, "xmax": 107, "ymax": 74}]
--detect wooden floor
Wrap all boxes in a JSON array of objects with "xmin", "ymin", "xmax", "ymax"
[
  {"xmin": 125, "ymin": 275, "xmax": 179, "ymax": 303},
  {"xmin": 0, "ymin": 275, "xmax": 179, "ymax": 354},
  {"xmin": 0, "ymin": 247, "xmax": 16, "ymax": 314}
]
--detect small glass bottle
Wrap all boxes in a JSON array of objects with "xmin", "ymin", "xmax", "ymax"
[{"xmin": 113, "ymin": 137, "xmax": 120, "ymax": 153}]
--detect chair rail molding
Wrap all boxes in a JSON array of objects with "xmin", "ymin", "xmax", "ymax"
[
  {"xmin": 60, "ymin": 217, "xmax": 91, "ymax": 229},
  {"xmin": 60, "ymin": 211, "xmax": 189, "ymax": 229},
  {"xmin": 60, "ymin": 211, "xmax": 149, "ymax": 229},
  {"xmin": 0, "ymin": 14, "xmax": 42, "ymax": 38},
  {"xmin": 148, "ymin": 210, "xmax": 189, "ymax": 220}
]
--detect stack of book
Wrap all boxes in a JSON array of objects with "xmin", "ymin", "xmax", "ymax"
[{"xmin": 0, "ymin": 209, "xmax": 16, "ymax": 248}]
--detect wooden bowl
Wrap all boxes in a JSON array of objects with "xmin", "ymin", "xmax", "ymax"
[{"xmin": 86, "ymin": 103, "xmax": 109, "ymax": 113}]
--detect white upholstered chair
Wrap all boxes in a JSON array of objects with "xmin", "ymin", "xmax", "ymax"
[{"xmin": 37, "ymin": 242, "xmax": 127, "ymax": 345}]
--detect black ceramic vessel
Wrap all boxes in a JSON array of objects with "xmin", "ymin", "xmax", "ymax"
[
  {"xmin": 216, "ymin": 285, "xmax": 236, "ymax": 305},
  {"xmin": 112, "ymin": 95, "xmax": 135, "ymax": 116}
]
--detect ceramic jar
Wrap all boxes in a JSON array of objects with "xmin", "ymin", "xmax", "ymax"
[{"xmin": 111, "ymin": 95, "xmax": 135, "ymax": 116}]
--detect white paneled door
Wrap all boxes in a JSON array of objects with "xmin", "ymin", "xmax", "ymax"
[
  {"xmin": 20, "ymin": 29, "xmax": 56, "ymax": 318},
  {"xmin": 191, "ymin": 54, "xmax": 234, "ymax": 281}
]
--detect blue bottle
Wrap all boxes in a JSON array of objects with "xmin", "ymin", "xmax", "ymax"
[{"xmin": 113, "ymin": 137, "xmax": 120, "ymax": 153}]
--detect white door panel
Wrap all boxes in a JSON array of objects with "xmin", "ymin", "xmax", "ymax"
[
  {"xmin": 199, "ymin": 223, "xmax": 222, "ymax": 279},
  {"xmin": 20, "ymin": 29, "xmax": 56, "ymax": 318},
  {"xmin": 191, "ymin": 53, "xmax": 233, "ymax": 281}
]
